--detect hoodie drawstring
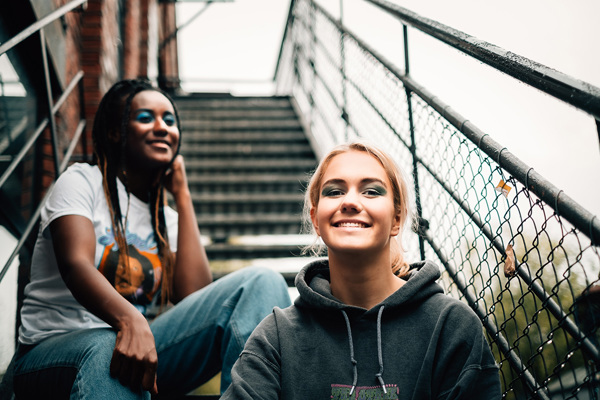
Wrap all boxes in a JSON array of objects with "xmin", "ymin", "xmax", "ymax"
[
  {"xmin": 375, "ymin": 306, "xmax": 387, "ymax": 393},
  {"xmin": 341, "ymin": 310, "xmax": 358, "ymax": 395},
  {"xmin": 341, "ymin": 306, "xmax": 387, "ymax": 395}
]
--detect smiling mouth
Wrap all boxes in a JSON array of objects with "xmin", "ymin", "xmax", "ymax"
[
  {"xmin": 333, "ymin": 222, "xmax": 370, "ymax": 228},
  {"xmin": 148, "ymin": 140, "xmax": 171, "ymax": 147}
]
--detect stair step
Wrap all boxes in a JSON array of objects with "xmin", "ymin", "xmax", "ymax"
[
  {"xmin": 184, "ymin": 158, "xmax": 317, "ymax": 172},
  {"xmin": 183, "ymin": 131, "xmax": 308, "ymax": 144},
  {"xmin": 205, "ymin": 242, "xmax": 305, "ymax": 260},
  {"xmin": 180, "ymin": 143, "xmax": 313, "ymax": 157},
  {"xmin": 193, "ymin": 192, "xmax": 305, "ymax": 215},
  {"xmin": 188, "ymin": 173, "xmax": 307, "ymax": 184},
  {"xmin": 179, "ymin": 109, "xmax": 297, "ymax": 119},
  {"xmin": 175, "ymin": 97, "xmax": 292, "ymax": 110},
  {"xmin": 198, "ymin": 213, "xmax": 301, "ymax": 224},
  {"xmin": 181, "ymin": 119, "xmax": 302, "ymax": 130},
  {"xmin": 192, "ymin": 192, "xmax": 304, "ymax": 204}
]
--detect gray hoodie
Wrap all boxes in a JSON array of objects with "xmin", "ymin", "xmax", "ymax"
[{"xmin": 223, "ymin": 259, "xmax": 501, "ymax": 399}]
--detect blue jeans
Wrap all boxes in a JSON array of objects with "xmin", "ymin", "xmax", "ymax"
[{"xmin": 13, "ymin": 267, "xmax": 291, "ymax": 399}]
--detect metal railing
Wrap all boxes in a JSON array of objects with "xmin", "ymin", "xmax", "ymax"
[
  {"xmin": 274, "ymin": 0, "xmax": 600, "ymax": 398},
  {"xmin": 0, "ymin": 0, "xmax": 88, "ymax": 285}
]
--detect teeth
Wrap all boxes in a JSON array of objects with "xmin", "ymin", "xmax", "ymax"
[{"xmin": 337, "ymin": 222, "xmax": 365, "ymax": 228}]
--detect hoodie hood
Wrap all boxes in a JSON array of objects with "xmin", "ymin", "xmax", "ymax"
[{"xmin": 294, "ymin": 258, "xmax": 444, "ymax": 312}]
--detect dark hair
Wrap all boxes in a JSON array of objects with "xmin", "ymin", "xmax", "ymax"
[{"xmin": 92, "ymin": 79, "xmax": 181, "ymax": 305}]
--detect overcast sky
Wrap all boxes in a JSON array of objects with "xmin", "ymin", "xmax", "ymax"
[{"xmin": 176, "ymin": 0, "xmax": 600, "ymax": 217}]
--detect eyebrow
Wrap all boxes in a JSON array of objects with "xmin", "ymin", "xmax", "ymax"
[
  {"xmin": 321, "ymin": 178, "xmax": 388, "ymax": 187},
  {"xmin": 133, "ymin": 108, "xmax": 174, "ymax": 114}
]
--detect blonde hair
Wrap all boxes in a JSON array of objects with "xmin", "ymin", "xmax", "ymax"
[{"xmin": 303, "ymin": 141, "xmax": 412, "ymax": 277}]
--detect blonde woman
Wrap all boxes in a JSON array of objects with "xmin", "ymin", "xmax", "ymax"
[{"xmin": 223, "ymin": 142, "xmax": 500, "ymax": 399}]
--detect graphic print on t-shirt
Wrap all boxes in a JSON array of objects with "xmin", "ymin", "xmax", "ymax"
[
  {"xmin": 331, "ymin": 384, "xmax": 399, "ymax": 400},
  {"xmin": 97, "ymin": 225, "xmax": 162, "ymax": 306}
]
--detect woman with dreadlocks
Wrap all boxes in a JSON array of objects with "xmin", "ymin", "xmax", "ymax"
[{"xmin": 13, "ymin": 79, "xmax": 291, "ymax": 399}]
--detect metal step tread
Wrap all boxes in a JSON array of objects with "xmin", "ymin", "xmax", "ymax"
[
  {"xmin": 174, "ymin": 97, "xmax": 292, "ymax": 109},
  {"xmin": 183, "ymin": 131, "xmax": 307, "ymax": 143},
  {"xmin": 181, "ymin": 120, "xmax": 302, "ymax": 129},
  {"xmin": 197, "ymin": 213, "xmax": 302, "ymax": 224},
  {"xmin": 178, "ymin": 109, "xmax": 296, "ymax": 119},
  {"xmin": 181, "ymin": 143, "xmax": 313, "ymax": 154},
  {"xmin": 191, "ymin": 192, "xmax": 304, "ymax": 203},
  {"xmin": 187, "ymin": 173, "xmax": 308, "ymax": 184},
  {"xmin": 185, "ymin": 158, "xmax": 317, "ymax": 170}
]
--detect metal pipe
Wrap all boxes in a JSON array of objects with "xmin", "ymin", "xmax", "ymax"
[
  {"xmin": 338, "ymin": 0, "xmax": 348, "ymax": 140},
  {"xmin": 0, "ymin": 119, "xmax": 48, "ymax": 190},
  {"xmin": 273, "ymin": 0, "xmax": 298, "ymax": 80},
  {"xmin": 40, "ymin": 30, "xmax": 61, "ymax": 177}
]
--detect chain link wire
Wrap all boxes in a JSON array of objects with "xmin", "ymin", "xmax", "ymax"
[{"xmin": 276, "ymin": 0, "xmax": 600, "ymax": 398}]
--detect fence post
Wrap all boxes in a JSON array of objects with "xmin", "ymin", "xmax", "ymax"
[
  {"xmin": 403, "ymin": 25, "xmax": 426, "ymax": 260},
  {"xmin": 339, "ymin": 0, "xmax": 348, "ymax": 142},
  {"xmin": 308, "ymin": 0, "xmax": 316, "ymax": 142}
]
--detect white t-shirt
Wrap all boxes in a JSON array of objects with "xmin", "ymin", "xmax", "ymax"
[{"xmin": 19, "ymin": 163, "xmax": 178, "ymax": 345}]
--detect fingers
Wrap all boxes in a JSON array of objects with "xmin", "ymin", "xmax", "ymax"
[
  {"xmin": 111, "ymin": 350, "xmax": 158, "ymax": 393},
  {"xmin": 164, "ymin": 155, "xmax": 190, "ymax": 197},
  {"xmin": 110, "ymin": 330, "xmax": 159, "ymax": 394},
  {"xmin": 142, "ymin": 362, "xmax": 159, "ymax": 395}
]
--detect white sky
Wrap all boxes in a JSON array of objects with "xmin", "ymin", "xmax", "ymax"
[{"xmin": 176, "ymin": 0, "xmax": 600, "ymax": 217}]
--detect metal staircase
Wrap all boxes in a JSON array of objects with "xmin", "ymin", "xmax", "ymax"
[{"xmin": 173, "ymin": 93, "xmax": 318, "ymax": 265}]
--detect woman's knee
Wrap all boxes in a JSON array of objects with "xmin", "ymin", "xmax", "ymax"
[{"xmin": 239, "ymin": 266, "xmax": 287, "ymax": 288}]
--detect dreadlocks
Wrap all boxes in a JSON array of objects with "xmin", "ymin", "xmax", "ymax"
[{"xmin": 91, "ymin": 79, "xmax": 182, "ymax": 305}]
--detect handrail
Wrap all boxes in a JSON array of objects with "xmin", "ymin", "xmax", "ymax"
[
  {"xmin": 364, "ymin": 0, "xmax": 600, "ymax": 123},
  {"xmin": 272, "ymin": 0, "xmax": 297, "ymax": 81},
  {"xmin": 0, "ymin": 0, "xmax": 87, "ymax": 55}
]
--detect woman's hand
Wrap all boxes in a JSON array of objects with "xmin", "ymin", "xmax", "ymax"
[
  {"xmin": 110, "ymin": 313, "xmax": 159, "ymax": 395},
  {"xmin": 164, "ymin": 155, "xmax": 189, "ymax": 199}
]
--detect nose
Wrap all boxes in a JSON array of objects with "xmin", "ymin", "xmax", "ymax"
[
  {"xmin": 153, "ymin": 117, "xmax": 169, "ymax": 136},
  {"xmin": 340, "ymin": 190, "xmax": 363, "ymax": 213}
]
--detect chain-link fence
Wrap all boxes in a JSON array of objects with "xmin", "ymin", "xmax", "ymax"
[{"xmin": 274, "ymin": 0, "xmax": 600, "ymax": 398}]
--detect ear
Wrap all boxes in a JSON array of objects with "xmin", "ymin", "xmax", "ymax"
[
  {"xmin": 390, "ymin": 212, "xmax": 401, "ymax": 237},
  {"xmin": 310, "ymin": 207, "xmax": 320, "ymax": 236}
]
